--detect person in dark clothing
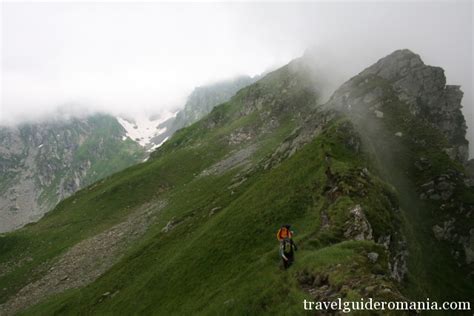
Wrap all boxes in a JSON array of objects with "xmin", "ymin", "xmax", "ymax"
[{"xmin": 280, "ymin": 237, "xmax": 297, "ymax": 269}]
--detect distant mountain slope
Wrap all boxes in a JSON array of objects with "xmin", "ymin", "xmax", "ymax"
[
  {"xmin": 0, "ymin": 51, "xmax": 472, "ymax": 315},
  {"xmin": 150, "ymin": 75, "xmax": 259, "ymax": 146},
  {"xmin": 0, "ymin": 114, "xmax": 146, "ymax": 232}
]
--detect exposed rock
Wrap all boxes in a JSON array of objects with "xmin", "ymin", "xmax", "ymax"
[
  {"xmin": 228, "ymin": 129, "xmax": 255, "ymax": 145},
  {"xmin": 199, "ymin": 144, "xmax": 258, "ymax": 177},
  {"xmin": 209, "ymin": 207, "xmax": 222, "ymax": 217},
  {"xmin": 367, "ymin": 252, "xmax": 379, "ymax": 263},
  {"xmin": 361, "ymin": 49, "xmax": 469, "ymax": 163},
  {"xmin": 421, "ymin": 181, "xmax": 435, "ymax": 190},
  {"xmin": 419, "ymin": 177, "xmax": 456, "ymax": 202},
  {"xmin": 161, "ymin": 218, "xmax": 176, "ymax": 233},
  {"xmin": 344, "ymin": 205, "xmax": 373, "ymax": 241},
  {"xmin": 327, "ymin": 49, "xmax": 469, "ymax": 164},
  {"xmin": 390, "ymin": 246, "xmax": 409, "ymax": 282},
  {"xmin": 432, "ymin": 218, "xmax": 456, "ymax": 241},
  {"xmin": 374, "ymin": 110, "xmax": 384, "ymax": 118},
  {"xmin": 263, "ymin": 110, "xmax": 338, "ymax": 170}
]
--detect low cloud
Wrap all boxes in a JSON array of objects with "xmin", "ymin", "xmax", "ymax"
[{"xmin": 1, "ymin": 1, "xmax": 472, "ymax": 151}]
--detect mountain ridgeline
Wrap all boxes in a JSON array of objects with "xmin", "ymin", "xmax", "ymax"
[
  {"xmin": 150, "ymin": 75, "xmax": 259, "ymax": 146},
  {"xmin": 0, "ymin": 50, "xmax": 473, "ymax": 315}
]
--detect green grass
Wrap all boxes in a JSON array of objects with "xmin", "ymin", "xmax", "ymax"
[
  {"xmin": 1, "ymin": 60, "xmax": 473, "ymax": 315},
  {"xmin": 15, "ymin": 115, "xmax": 408, "ymax": 315}
]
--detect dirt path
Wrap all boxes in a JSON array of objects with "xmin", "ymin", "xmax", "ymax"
[{"xmin": 0, "ymin": 200, "xmax": 166, "ymax": 316}]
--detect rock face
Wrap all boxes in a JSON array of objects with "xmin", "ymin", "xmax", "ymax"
[
  {"xmin": 344, "ymin": 204, "xmax": 373, "ymax": 241},
  {"xmin": 0, "ymin": 114, "xmax": 145, "ymax": 233},
  {"xmin": 329, "ymin": 49, "xmax": 468, "ymax": 163},
  {"xmin": 327, "ymin": 49, "xmax": 473, "ymax": 274},
  {"xmin": 360, "ymin": 49, "xmax": 469, "ymax": 162}
]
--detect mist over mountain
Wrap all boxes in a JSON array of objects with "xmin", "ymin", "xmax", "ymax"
[
  {"xmin": 1, "ymin": 49, "xmax": 473, "ymax": 315},
  {"xmin": 2, "ymin": 2, "xmax": 472, "ymax": 155},
  {"xmin": 0, "ymin": 2, "xmax": 473, "ymax": 315},
  {"xmin": 0, "ymin": 75, "xmax": 258, "ymax": 233},
  {"xmin": 150, "ymin": 75, "xmax": 260, "ymax": 146}
]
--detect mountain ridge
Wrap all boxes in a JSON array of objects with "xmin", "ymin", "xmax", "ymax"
[{"xmin": 0, "ymin": 49, "xmax": 473, "ymax": 315}]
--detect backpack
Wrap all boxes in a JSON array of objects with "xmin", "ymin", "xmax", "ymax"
[{"xmin": 277, "ymin": 226, "xmax": 292, "ymax": 241}]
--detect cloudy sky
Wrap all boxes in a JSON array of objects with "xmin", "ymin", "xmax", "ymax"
[{"xmin": 1, "ymin": 1, "xmax": 472, "ymax": 138}]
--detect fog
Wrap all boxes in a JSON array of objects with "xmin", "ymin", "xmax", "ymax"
[{"xmin": 1, "ymin": 1, "xmax": 472, "ymax": 152}]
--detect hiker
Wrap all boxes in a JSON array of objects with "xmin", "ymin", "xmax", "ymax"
[
  {"xmin": 277, "ymin": 225, "xmax": 297, "ymax": 269},
  {"xmin": 280, "ymin": 237, "xmax": 297, "ymax": 269}
]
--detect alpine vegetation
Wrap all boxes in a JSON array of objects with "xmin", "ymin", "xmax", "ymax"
[{"xmin": 0, "ymin": 49, "xmax": 472, "ymax": 315}]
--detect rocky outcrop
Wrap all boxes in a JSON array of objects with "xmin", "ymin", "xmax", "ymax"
[
  {"xmin": 328, "ymin": 49, "xmax": 469, "ymax": 163},
  {"xmin": 360, "ymin": 49, "xmax": 469, "ymax": 163},
  {"xmin": 343, "ymin": 204, "xmax": 373, "ymax": 241},
  {"xmin": 419, "ymin": 170, "xmax": 460, "ymax": 201},
  {"xmin": 323, "ymin": 49, "xmax": 474, "ymax": 279}
]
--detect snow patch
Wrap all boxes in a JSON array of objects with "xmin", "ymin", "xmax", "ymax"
[
  {"xmin": 147, "ymin": 136, "xmax": 169, "ymax": 153},
  {"xmin": 117, "ymin": 111, "xmax": 175, "ymax": 148}
]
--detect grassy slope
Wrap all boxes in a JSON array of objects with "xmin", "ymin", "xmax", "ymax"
[
  {"xmin": 21, "ymin": 117, "xmax": 404, "ymax": 315},
  {"xmin": 0, "ymin": 61, "xmax": 321, "ymax": 312},
  {"xmin": 1, "ymin": 59, "xmax": 472, "ymax": 315}
]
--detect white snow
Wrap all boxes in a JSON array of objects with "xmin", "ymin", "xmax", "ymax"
[
  {"xmin": 147, "ymin": 136, "xmax": 169, "ymax": 153},
  {"xmin": 117, "ymin": 111, "xmax": 176, "ymax": 148}
]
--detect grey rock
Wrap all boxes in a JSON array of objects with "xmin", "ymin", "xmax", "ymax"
[
  {"xmin": 432, "ymin": 218, "xmax": 456, "ymax": 241},
  {"xmin": 329, "ymin": 49, "xmax": 469, "ymax": 164},
  {"xmin": 344, "ymin": 205, "xmax": 373, "ymax": 241},
  {"xmin": 421, "ymin": 181, "xmax": 435, "ymax": 190},
  {"xmin": 161, "ymin": 219, "xmax": 176, "ymax": 233},
  {"xmin": 367, "ymin": 252, "xmax": 379, "ymax": 263},
  {"xmin": 374, "ymin": 110, "xmax": 384, "ymax": 118}
]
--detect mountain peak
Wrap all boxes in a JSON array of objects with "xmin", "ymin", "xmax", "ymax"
[
  {"xmin": 360, "ymin": 49, "xmax": 424, "ymax": 81},
  {"xmin": 329, "ymin": 49, "xmax": 468, "ymax": 163}
]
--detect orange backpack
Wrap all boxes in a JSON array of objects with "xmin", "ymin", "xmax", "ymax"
[{"xmin": 276, "ymin": 226, "xmax": 292, "ymax": 241}]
